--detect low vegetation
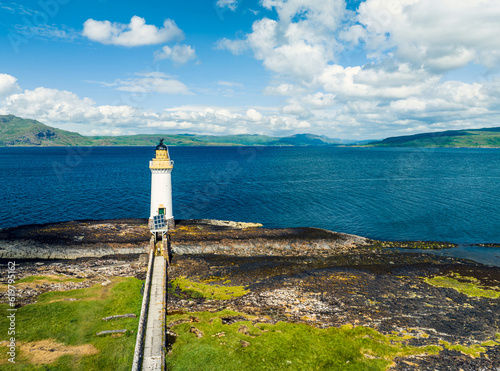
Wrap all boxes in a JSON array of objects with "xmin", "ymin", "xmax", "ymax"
[
  {"xmin": 167, "ymin": 310, "xmax": 441, "ymax": 370},
  {"xmin": 424, "ymin": 275, "xmax": 500, "ymax": 298},
  {"xmin": 169, "ymin": 277, "xmax": 248, "ymax": 300},
  {"xmin": 439, "ymin": 340, "xmax": 486, "ymax": 358},
  {"xmin": 0, "ymin": 277, "xmax": 142, "ymax": 369}
]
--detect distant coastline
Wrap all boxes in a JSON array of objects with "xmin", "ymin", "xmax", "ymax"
[
  {"xmin": 0, "ymin": 114, "xmax": 359, "ymax": 147},
  {"xmin": 3, "ymin": 114, "xmax": 500, "ymax": 148}
]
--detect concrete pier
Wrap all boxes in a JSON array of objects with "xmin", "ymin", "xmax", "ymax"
[{"xmin": 141, "ymin": 251, "xmax": 166, "ymax": 370}]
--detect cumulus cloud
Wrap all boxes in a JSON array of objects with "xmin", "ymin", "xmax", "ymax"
[
  {"xmin": 1, "ymin": 87, "xmax": 104, "ymax": 123},
  {"xmin": 2, "ymin": 77, "xmax": 500, "ymax": 140},
  {"xmin": 0, "ymin": 75, "xmax": 313, "ymax": 136},
  {"xmin": 82, "ymin": 16, "xmax": 183, "ymax": 46},
  {"xmin": 346, "ymin": 0, "xmax": 500, "ymax": 71},
  {"xmin": 154, "ymin": 45, "xmax": 196, "ymax": 65},
  {"xmin": 0, "ymin": 87, "xmax": 137, "ymax": 124},
  {"xmin": 317, "ymin": 62, "xmax": 439, "ymax": 100},
  {"xmin": 218, "ymin": 0, "xmax": 346, "ymax": 81},
  {"xmin": 246, "ymin": 108, "xmax": 263, "ymax": 121},
  {"xmin": 213, "ymin": 0, "xmax": 500, "ymax": 138},
  {"xmin": 0, "ymin": 74, "xmax": 21, "ymax": 98}
]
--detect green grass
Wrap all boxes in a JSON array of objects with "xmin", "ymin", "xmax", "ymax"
[
  {"xmin": 424, "ymin": 276, "xmax": 500, "ymax": 298},
  {"xmin": 169, "ymin": 277, "xmax": 249, "ymax": 300},
  {"xmin": 167, "ymin": 310, "xmax": 440, "ymax": 371},
  {"xmin": 0, "ymin": 277, "xmax": 142, "ymax": 370}
]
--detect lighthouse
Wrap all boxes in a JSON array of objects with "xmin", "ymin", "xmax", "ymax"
[{"xmin": 149, "ymin": 139, "xmax": 174, "ymax": 230}]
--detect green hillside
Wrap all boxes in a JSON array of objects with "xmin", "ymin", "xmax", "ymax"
[
  {"xmin": 369, "ymin": 128, "xmax": 500, "ymax": 147},
  {"xmin": 0, "ymin": 115, "xmax": 341, "ymax": 147},
  {"xmin": 0, "ymin": 115, "xmax": 94, "ymax": 146}
]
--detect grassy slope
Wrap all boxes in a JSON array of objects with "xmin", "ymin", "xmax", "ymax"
[
  {"xmin": 0, "ymin": 115, "xmax": 93, "ymax": 146},
  {"xmin": 88, "ymin": 134, "xmax": 279, "ymax": 146},
  {"xmin": 167, "ymin": 277, "xmax": 500, "ymax": 370},
  {"xmin": 370, "ymin": 128, "xmax": 500, "ymax": 147},
  {"xmin": 167, "ymin": 310, "xmax": 441, "ymax": 370},
  {"xmin": 0, "ymin": 277, "xmax": 142, "ymax": 370}
]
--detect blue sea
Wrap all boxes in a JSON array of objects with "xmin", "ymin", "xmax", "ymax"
[{"xmin": 1, "ymin": 146, "xmax": 500, "ymax": 245}]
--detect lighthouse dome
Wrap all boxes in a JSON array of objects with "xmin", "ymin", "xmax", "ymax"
[{"xmin": 156, "ymin": 138, "xmax": 168, "ymax": 150}]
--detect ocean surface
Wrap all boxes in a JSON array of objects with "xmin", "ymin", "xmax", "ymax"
[{"xmin": 1, "ymin": 146, "xmax": 499, "ymax": 245}]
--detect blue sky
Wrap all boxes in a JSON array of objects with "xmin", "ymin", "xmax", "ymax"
[{"xmin": 1, "ymin": 0, "xmax": 500, "ymax": 139}]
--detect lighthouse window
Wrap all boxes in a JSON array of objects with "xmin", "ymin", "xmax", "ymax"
[{"xmin": 158, "ymin": 208, "xmax": 165, "ymax": 215}]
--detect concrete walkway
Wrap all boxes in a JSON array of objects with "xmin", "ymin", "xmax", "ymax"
[{"xmin": 142, "ymin": 254, "xmax": 166, "ymax": 370}]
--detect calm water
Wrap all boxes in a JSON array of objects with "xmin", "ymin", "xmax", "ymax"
[{"xmin": 1, "ymin": 146, "xmax": 499, "ymax": 244}]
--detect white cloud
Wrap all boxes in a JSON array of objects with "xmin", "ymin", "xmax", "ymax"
[
  {"xmin": 281, "ymin": 104, "xmax": 311, "ymax": 119},
  {"xmin": 301, "ymin": 92, "xmax": 336, "ymax": 108},
  {"xmin": 318, "ymin": 62, "xmax": 439, "ymax": 100},
  {"xmin": 82, "ymin": 16, "xmax": 183, "ymax": 47},
  {"xmin": 216, "ymin": 0, "xmax": 239, "ymax": 11},
  {"xmin": 154, "ymin": 45, "xmax": 196, "ymax": 65},
  {"xmin": 218, "ymin": 0, "xmax": 346, "ymax": 81},
  {"xmin": 100, "ymin": 72, "xmax": 192, "ymax": 95},
  {"xmin": 349, "ymin": 0, "xmax": 500, "ymax": 71},
  {"xmin": 0, "ymin": 77, "xmax": 313, "ymax": 136},
  {"xmin": 1, "ymin": 87, "xmax": 103, "ymax": 123},
  {"xmin": 2, "ymin": 77, "xmax": 500, "ymax": 139},
  {"xmin": 0, "ymin": 74, "xmax": 21, "ymax": 98},
  {"xmin": 212, "ymin": 0, "xmax": 500, "ymax": 138},
  {"xmin": 246, "ymin": 108, "xmax": 263, "ymax": 121}
]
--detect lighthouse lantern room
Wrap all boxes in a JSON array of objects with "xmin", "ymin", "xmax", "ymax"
[{"xmin": 149, "ymin": 139, "xmax": 174, "ymax": 231}]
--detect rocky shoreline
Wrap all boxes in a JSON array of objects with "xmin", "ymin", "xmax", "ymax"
[
  {"xmin": 0, "ymin": 219, "xmax": 150, "ymax": 259},
  {"xmin": 1, "ymin": 219, "xmax": 499, "ymax": 370}
]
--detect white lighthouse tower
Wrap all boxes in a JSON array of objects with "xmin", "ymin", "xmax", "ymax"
[{"xmin": 149, "ymin": 139, "xmax": 174, "ymax": 230}]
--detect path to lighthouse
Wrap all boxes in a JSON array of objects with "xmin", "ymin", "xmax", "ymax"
[{"xmin": 141, "ymin": 244, "xmax": 167, "ymax": 370}]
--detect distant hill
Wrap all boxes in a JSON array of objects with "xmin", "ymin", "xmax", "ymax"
[
  {"xmin": 273, "ymin": 133, "xmax": 339, "ymax": 146},
  {"xmin": 0, "ymin": 115, "xmax": 342, "ymax": 147},
  {"xmin": 0, "ymin": 115, "xmax": 94, "ymax": 146},
  {"xmin": 368, "ymin": 127, "xmax": 500, "ymax": 147}
]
